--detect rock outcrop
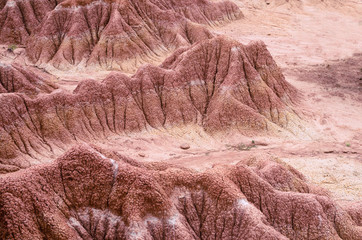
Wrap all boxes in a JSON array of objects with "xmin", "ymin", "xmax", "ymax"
[
  {"xmin": 0, "ymin": 36, "xmax": 300, "ymax": 173},
  {"xmin": 0, "ymin": 144, "xmax": 361, "ymax": 239}
]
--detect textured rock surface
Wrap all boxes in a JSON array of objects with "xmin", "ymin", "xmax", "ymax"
[
  {"xmin": 9, "ymin": 0, "xmax": 241, "ymax": 71},
  {"xmin": 0, "ymin": 0, "xmax": 63, "ymax": 44},
  {"xmin": 0, "ymin": 1, "xmax": 361, "ymax": 239},
  {"xmin": 0, "ymin": 36, "xmax": 300, "ymax": 173},
  {"xmin": 0, "ymin": 144, "xmax": 361, "ymax": 239}
]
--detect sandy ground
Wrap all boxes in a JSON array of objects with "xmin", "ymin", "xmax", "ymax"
[
  {"xmin": 212, "ymin": 0, "xmax": 362, "ymax": 201},
  {"xmin": 0, "ymin": 0, "xmax": 361, "ymax": 201},
  {"xmin": 92, "ymin": 129, "xmax": 361, "ymax": 201}
]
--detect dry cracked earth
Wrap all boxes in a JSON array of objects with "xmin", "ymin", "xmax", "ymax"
[{"xmin": 0, "ymin": 0, "xmax": 361, "ymax": 239}]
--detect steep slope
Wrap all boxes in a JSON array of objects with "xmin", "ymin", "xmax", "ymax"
[
  {"xmin": 0, "ymin": 36, "xmax": 300, "ymax": 173},
  {"xmin": 0, "ymin": 0, "xmax": 63, "ymax": 44},
  {"xmin": 0, "ymin": 144, "xmax": 361, "ymax": 239},
  {"xmin": 24, "ymin": 0, "xmax": 242, "ymax": 71},
  {"xmin": 0, "ymin": 62, "xmax": 58, "ymax": 96}
]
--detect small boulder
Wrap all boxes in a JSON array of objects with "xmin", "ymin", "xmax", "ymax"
[{"xmin": 180, "ymin": 143, "xmax": 190, "ymax": 150}]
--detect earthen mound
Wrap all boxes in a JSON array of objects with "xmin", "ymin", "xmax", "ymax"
[
  {"xmin": 0, "ymin": 37, "xmax": 300, "ymax": 172},
  {"xmin": 24, "ymin": 0, "xmax": 241, "ymax": 71},
  {"xmin": 0, "ymin": 144, "xmax": 361, "ymax": 239},
  {"xmin": 0, "ymin": 62, "xmax": 58, "ymax": 96}
]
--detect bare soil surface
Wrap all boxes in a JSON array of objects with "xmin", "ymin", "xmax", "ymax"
[
  {"xmin": 211, "ymin": 0, "xmax": 362, "ymax": 201},
  {"xmin": 1, "ymin": 0, "xmax": 361, "ymax": 202},
  {"xmin": 1, "ymin": 1, "xmax": 362, "ymax": 239},
  {"xmin": 88, "ymin": 0, "xmax": 362, "ymax": 202}
]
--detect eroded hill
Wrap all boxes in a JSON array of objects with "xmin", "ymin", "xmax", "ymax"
[
  {"xmin": 0, "ymin": 0, "xmax": 361, "ymax": 239},
  {"xmin": 1, "ymin": 144, "xmax": 361, "ymax": 239},
  {"xmin": 0, "ymin": 36, "xmax": 303, "ymax": 173}
]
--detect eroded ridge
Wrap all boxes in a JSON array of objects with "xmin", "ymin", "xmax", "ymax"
[
  {"xmin": 0, "ymin": 144, "xmax": 361, "ymax": 239},
  {"xmin": 0, "ymin": 62, "xmax": 58, "ymax": 96},
  {"xmin": 0, "ymin": 37, "xmax": 300, "ymax": 171},
  {"xmin": 20, "ymin": 0, "xmax": 242, "ymax": 71},
  {"xmin": 0, "ymin": 0, "xmax": 63, "ymax": 43},
  {"xmin": 0, "ymin": 37, "xmax": 301, "ymax": 173}
]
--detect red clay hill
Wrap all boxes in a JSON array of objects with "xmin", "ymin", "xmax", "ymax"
[
  {"xmin": 0, "ymin": 62, "xmax": 58, "ymax": 96},
  {"xmin": 0, "ymin": 144, "xmax": 361, "ymax": 239},
  {"xmin": 0, "ymin": 0, "xmax": 63, "ymax": 43},
  {"xmin": 0, "ymin": 1, "xmax": 361, "ymax": 239},
  {"xmin": 0, "ymin": 0, "xmax": 242, "ymax": 71},
  {"xmin": 0, "ymin": 36, "xmax": 300, "ymax": 173}
]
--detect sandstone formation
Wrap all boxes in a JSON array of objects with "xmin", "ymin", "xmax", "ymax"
[
  {"xmin": 0, "ymin": 144, "xmax": 361, "ymax": 239},
  {"xmin": 0, "ymin": 36, "xmax": 300, "ymax": 173},
  {"xmin": 14, "ymin": 0, "xmax": 242, "ymax": 71}
]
